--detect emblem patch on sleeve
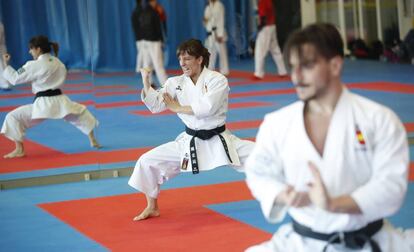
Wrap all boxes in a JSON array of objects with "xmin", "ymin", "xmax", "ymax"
[{"xmin": 17, "ymin": 68, "xmax": 26, "ymax": 75}]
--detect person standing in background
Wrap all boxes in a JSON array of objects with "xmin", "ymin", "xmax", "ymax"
[
  {"xmin": 131, "ymin": 0, "xmax": 144, "ymax": 73},
  {"xmin": 252, "ymin": 0, "xmax": 287, "ymax": 80},
  {"xmin": 133, "ymin": 0, "xmax": 168, "ymax": 87},
  {"xmin": 152, "ymin": 0, "xmax": 167, "ymax": 40},
  {"xmin": 0, "ymin": 22, "xmax": 11, "ymax": 90},
  {"xmin": 203, "ymin": 0, "xmax": 229, "ymax": 76},
  {"xmin": 150, "ymin": 0, "xmax": 168, "ymax": 67}
]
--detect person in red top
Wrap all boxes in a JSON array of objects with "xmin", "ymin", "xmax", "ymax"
[{"xmin": 253, "ymin": 0, "xmax": 287, "ymax": 79}]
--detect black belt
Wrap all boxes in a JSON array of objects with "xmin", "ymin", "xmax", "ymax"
[
  {"xmin": 292, "ymin": 219, "xmax": 383, "ymax": 252},
  {"xmin": 185, "ymin": 125, "xmax": 232, "ymax": 174},
  {"xmin": 34, "ymin": 89, "xmax": 62, "ymax": 100},
  {"xmin": 206, "ymin": 27, "xmax": 217, "ymax": 37}
]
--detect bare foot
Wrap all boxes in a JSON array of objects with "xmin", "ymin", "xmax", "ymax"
[
  {"xmin": 90, "ymin": 139, "xmax": 102, "ymax": 149},
  {"xmin": 4, "ymin": 149, "xmax": 25, "ymax": 158},
  {"xmin": 88, "ymin": 132, "xmax": 102, "ymax": 149},
  {"xmin": 133, "ymin": 208, "xmax": 160, "ymax": 221}
]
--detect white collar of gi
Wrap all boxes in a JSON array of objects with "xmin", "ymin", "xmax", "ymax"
[
  {"xmin": 38, "ymin": 53, "xmax": 52, "ymax": 60},
  {"xmin": 185, "ymin": 66, "xmax": 208, "ymax": 86},
  {"xmin": 194, "ymin": 67, "xmax": 209, "ymax": 87}
]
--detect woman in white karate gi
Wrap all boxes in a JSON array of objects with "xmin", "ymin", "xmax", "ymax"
[
  {"xmin": 245, "ymin": 23, "xmax": 414, "ymax": 252},
  {"xmin": 203, "ymin": 0, "xmax": 229, "ymax": 76},
  {"xmin": 1, "ymin": 35, "xmax": 100, "ymax": 158},
  {"xmin": 128, "ymin": 39, "xmax": 254, "ymax": 221}
]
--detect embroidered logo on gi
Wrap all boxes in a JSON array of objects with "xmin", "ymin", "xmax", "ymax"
[
  {"xmin": 176, "ymin": 85, "xmax": 182, "ymax": 91},
  {"xmin": 355, "ymin": 124, "xmax": 365, "ymax": 145},
  {"xmin": 17, "ymin": 68, "xmax": 26, "ymax": 75}
]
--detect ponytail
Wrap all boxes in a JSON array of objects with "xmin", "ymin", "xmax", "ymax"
[
  {"xmin": 49, "ymin": 42, "xmax": 59, "ymax": 57},
  {"xmin": 29, "ymin": 35, "xmax": 60, "ymax": 57}
]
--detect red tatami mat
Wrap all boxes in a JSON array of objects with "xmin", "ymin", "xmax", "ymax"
[
  {"xmin": 95, "ymin": 100, "xmax": 144, "ymax": 109},
  {"xmin": 227, "ymin": 120, "xmax": 262, "ymax": 130},
  {"xmin": 410, "ymin": 163, "xmax": 414, "ymax": 181},
  {"xmin": 404, "ymin": 122, "xmax": 414, "ymax": 132},
  {"xmin": 0, "ymin": 89, "xmax": 92, "ymax": 99},
  {"xmin": 1, "ymin": 121, "xmax": 412, "ymax": 174},
  {"xmin": 130, "ymin": 101, "xmax": 274, "ymax": 116},
  {"xmin": 0, "ymin": 100, "xmax": 94, "ymax": 112},
  {"xmin": 0, "ymin": 135, "xmax": 150, "ymax": 173},
  {"xmin": 39, "ymin": 181, "xmax": 271, "ymax": 252},
  {"xmin": 347, "ymin": 82, "xmax": 414, "ymax": 93},
  {"xmin": 15, "ymin": 82, "xmax": 93, "ymax": 90},
  {"xmin": 230, "ymin": 88, "xmax": 296, "ymax": 98}
]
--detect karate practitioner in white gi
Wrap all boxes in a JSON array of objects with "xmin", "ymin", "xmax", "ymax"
[
  {"xmin": 253, "ymin": 0, "xmax": 287, "ymax": 80},
  {"xmin": 1, "ymin": 35, "xmax": 100, "ymax": 158},
  {"xmin": 203, "ymin": 0, "xmax": 229, "ymax": 76},
  {"xmin": 128, "ymin": 39, "xmax": 254, "ymax": 221},
  {"xmin": 0, "ymin": 22, "xmax": 10, "ymax": 90},
  {"xmin": 245, "ymin": 23, "xmax": 414, "ymax": 252}
]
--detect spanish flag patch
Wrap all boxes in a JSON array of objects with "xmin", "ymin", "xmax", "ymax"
[{"xmin": 355, "ymin": 125, "xmax": 365, "ymax": 145}]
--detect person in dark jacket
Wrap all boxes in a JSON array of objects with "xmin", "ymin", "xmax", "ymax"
[{"xmin": 132, "ymin": 0, "xmax": 168, "ymax": 86}]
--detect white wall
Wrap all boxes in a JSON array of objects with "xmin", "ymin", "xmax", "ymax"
[
  {"xmin": 301, "ymin": 0, "xmax": 317, "ymax": 26},
  {"xmin": 397, "ymin": 0, "xmax": 413, "ymax": 38}
]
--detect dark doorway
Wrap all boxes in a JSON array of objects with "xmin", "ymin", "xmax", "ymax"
[{"xmin": 273, "ymin": 0, "xmax": 302, "ymax": 50}]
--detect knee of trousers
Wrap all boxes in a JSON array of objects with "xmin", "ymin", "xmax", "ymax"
[
  {"xmin": 136, "ymin": 153, "xmax": 164, "ymax": 183},
  {"xmin": 130, "ymin": 155, "xmax": 164, "ymax": 198},
  {"xmin": 6, "ymin": 109, "xmax": 24, "ymax": 122},
  {"xmin": 76, "ymin": 110, "xmax": 98, "ymax": 135},
  {"xmin": 2, "ymin": 113, "xmax": 25, "ymax": 142}
]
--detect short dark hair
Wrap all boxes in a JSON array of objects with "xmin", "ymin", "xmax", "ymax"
[
  {"xmin": 284, "ymin": 23, "xmax": 344, "ymax": 63},
  {"xmin": 29, "ymin": 35, "xmax": 59, "ymax": 56},
  {"xmin": 176, "ymin": 39, "xmax": 210, "ymax": 68}
]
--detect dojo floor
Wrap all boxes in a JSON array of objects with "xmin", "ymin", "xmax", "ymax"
[{"xmin": 0, "ymin": 58, "xmax": 413, "ymax": 251}]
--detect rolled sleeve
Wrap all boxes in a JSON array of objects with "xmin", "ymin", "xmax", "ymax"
[{"xmin": 142, "ymin": 88, "xmax": 166, "ymax": 113}]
